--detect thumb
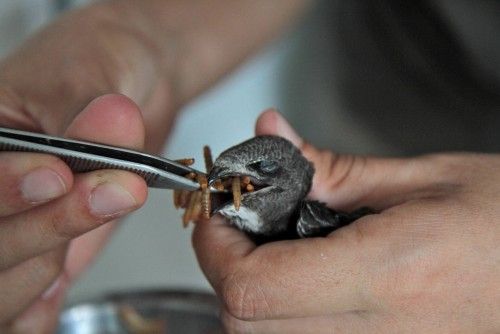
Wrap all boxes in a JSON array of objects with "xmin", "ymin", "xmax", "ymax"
[
  {"xmin": 63, "ymin": 94, "xmax": 148, "ymax": 280},
  {"xmin": 255, "ymin": 109, "xmax": 446, "ymax": 210}
]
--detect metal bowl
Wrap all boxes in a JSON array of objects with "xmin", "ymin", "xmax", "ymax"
[{"xmin": 57, "ymin": 289, "xmax": 223, "ymax": 334}]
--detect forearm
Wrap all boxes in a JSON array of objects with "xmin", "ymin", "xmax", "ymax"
[
  {"xmin": 0, "ymin": 0, "xmax": 312, "ymax": 149},
  {"xmin": 98, "ymin": 0, "xmax": 313, "ymax": 106}
]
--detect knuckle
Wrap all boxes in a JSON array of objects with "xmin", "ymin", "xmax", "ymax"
[
  {"xmin": 44, "ymin": 209, "xmax": 81, "ymax": 240},
  {"xmin": 320, "ymin": 153, "xmax": 368, "ymax": 194},
  {"xmin": 419, "ymin": 154, "xmax": 467, "ymax": 184},
  {"xmin": 36, "ymin": 251, "xmax": 65, "ymax": 281},
  {"xmin": 220, "ymin": 272, "xmax": 271, "ymax": 321},
  {"xmin": 333, "ymin": 217, "xmax": 372, "ymax": 248}
]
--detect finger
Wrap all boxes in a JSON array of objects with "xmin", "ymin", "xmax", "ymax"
[
  {"xmin": 64, "ymin": 219, "xmax": 116, "ymax": 281},
  {"xmin": 0, "ymin": 94, "xmax": 148, "ymax": 270},
  {"xmin": 255, "ymin": 110, "xmax": 452, "ymax": 210},
  {"xmin": 0, "ymin": 152, "xmax": 72, "ymax": 217},
  {"xmin": 62, "ymin": 93, "xmax": 148, "ymax": 279},
  {"xmin": 192, "ymin": 215, "xmax": 257, "ymax": 288},
  {"xmin": 0, "ymin": 93, "xmax": 143, "ymax": 218},
  {"xmin": 0, "ymin": 169, "xmax": 146, "ymax": 270},
  {"xmin": 4, "ymin": 272, "xmax": 68, "ymax": 333},
  {"xmin": 64, "ymin": 94, "xmax": 145, "ymax": 149},
  {"xmin": 192, "ymin": 215, "xmax": 374, "ymax": 321},
  {"xmin": 0, "ymin": 247, "xmax": 66, "ymax": 324},
  {"xmin": 255, "ymin": 108, "xmax": 303, "ymax": 147}
]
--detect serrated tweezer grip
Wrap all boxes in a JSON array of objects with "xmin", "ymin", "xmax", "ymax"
[{"xmin": 0, "ymin": 127, "xmax": 201, "ymax": 191}]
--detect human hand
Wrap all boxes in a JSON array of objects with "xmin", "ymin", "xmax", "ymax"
[
  {"xmin": 193, "ymin": 110, "xmax": 500, "ymax": 333},
  {"xmin": 0, "ymin": 3, "xmax": 176, "ymax": 153},
  {"xmin": 0, "ymin": 4, "xmax": 175, "ymax": 331},
  {"xmin": 0, "ymin": 94, "xmax": 148, "ymax": 332}
]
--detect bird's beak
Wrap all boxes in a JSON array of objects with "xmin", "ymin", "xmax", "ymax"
[
  {"xmin": 207, "ymin": 166, "xmax": 235, "ymax": 213},
  {"xmin": 207, "ymin": 166, "xmax": 231, "ymax": 185}
]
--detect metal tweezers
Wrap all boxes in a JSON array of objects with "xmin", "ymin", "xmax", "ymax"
[{"xmin": 0, "ymin": 126, "xmax": 209, "ymax": 192}]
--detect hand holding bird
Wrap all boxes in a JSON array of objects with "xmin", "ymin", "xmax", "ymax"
[{"xmin": 192, "ymin": 109, "xmax": 500, "ymax": 333}]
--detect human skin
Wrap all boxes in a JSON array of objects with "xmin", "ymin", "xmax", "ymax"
[
  {"xmin": 193, "ymin": 110, "xmax": 500, "ymax": 333},
  {"xmin": 0, "ymin": 1, "xmax": 312, "ymax": 332}
]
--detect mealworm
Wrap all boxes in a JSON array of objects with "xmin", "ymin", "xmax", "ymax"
[
  {"xmin": 213, "ymin": 179, "xmax": 224, "ymax": 191},
  {"xmin": 201, "ymin": 188, "xmax": 211, "ymax": 220},
  {"xmin": 174, "ymin": 145, "xmax": 264, "ymax": 227},
  {"xmin": 197, "ymin": 174, "xmax": 208, "ymax": 190},
  {"xmin": 191, "ymin": 191, "xmax": 202, "ymax": 222},
  {"xmin": 183, "ymin": 191, "xmax": 199, "ymax": 227},
  {"xmin": 246, "ymin": 183, "xmax": 254, "ymax": 192},
  {"xmin": 197, "ymin": 174, "xmax": 211, "ymax": 220},
  {"xmin": 185, "ymin": 172, "xmax": 197, "ymax": 180},
  {"xmin": 241, "ymin": 176, "xmax": 251, "ymax": 187},
  {"xmin": 173, "ymin": 190, "xmax": 181, "ymax": 208},
  {"xmin": 176, "ymin": 158, "xmax": 195, "ymax": 166},
  {"xmin": 232, "ymin": 177, "xmax": 241, "ymax": 211},
  {"xmin": 203, "ymin": 146, "xmax": 213, "ymax": 171},
  {"xmin": 179, "ymin": 190, "xmax": 191, "ymax": 208}
]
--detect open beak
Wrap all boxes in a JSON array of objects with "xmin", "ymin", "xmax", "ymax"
[{"xmin": 207, "ymin": 166, "xmax": 232, "ymax": 185}]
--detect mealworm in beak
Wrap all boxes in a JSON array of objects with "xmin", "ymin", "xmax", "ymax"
[
  {"xmin": 232, "ymin": 177, "xmax": 241, "ymax": 211},
  {"xmin": 213, "ymin": 179, "xmax": 224, "ymax": 191},
  {"xmin": 173, "ymin": 145, "xmax": 218, "ymax": 226},
  {"xmin": 246, "ymin": 183, "xmax": 254, "ymax": 192},
  {"xmin": 241, "ymin": 176, "xmax": 251, "ymax": 187}
]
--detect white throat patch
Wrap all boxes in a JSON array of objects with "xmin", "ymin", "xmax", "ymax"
[{"xmin": 219, "ymin": 205, "xmax": 263, "ymax": 234}]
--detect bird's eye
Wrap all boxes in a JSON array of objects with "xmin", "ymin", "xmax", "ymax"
[{"xmin": 250, "ymin": 160, "xmax": 280, "ymax": 175}]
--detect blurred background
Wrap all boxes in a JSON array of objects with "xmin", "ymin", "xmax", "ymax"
[{"xmin": 1, "ymin": 0, "xmax": 499, "ymax": 309}]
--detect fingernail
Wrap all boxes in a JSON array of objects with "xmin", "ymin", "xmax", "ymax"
[
  {"xmin": 89, "ymin": 182, "xmax": 137, "ymax": 217},
  {"xmin": 274, "ymin": 112, "xmax": 303, "ymax": 147},
  {"xmin": 21, "ymin": 168, "xmax": 67, "ymax": 203}
]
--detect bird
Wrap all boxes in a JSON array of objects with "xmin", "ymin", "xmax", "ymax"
[{"xmin": 207, "ymin": 135, "xmax": 372, "ymax": 242}]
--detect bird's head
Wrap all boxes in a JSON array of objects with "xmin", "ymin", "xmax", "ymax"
[{"xmin": 208, "ymin": 135, "xmax": 314, "ymax": 236}]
